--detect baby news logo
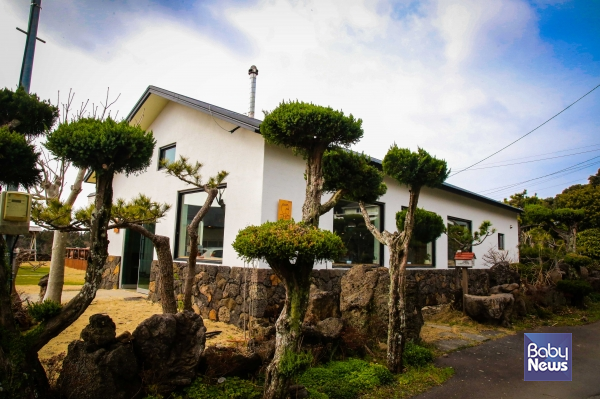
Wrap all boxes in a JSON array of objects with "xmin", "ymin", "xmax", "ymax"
[{"xmin": 524, "ymin": 333, "xmax": 572, "ymax": 381}]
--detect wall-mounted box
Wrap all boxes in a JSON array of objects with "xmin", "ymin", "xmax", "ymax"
[{"xmin": 0, "ymin": 191, "xmax": 32, "ymax": 235}]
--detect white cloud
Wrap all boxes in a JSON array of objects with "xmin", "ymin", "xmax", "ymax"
[{"xmin": 1, "ymin": 0, "xmax": 598, "ymax": 209}]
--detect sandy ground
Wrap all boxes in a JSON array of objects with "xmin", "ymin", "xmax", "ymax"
[{"xmin": 17, "ymin": 285, "xmax": 245, "ymax": 360}]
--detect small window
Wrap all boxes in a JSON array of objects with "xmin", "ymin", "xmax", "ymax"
[
  {"xmin": 498, "ymin": 233, "xmax": 505, "ymax": 250},
  {"xmin": 447, "ymin": 217, "xmax": 472, "ymax": 266},
  {"xmin": 158, "ymin": 144, "xmax": 176, "ymax": 169}
]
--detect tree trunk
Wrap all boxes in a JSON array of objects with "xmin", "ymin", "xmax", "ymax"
[
  {"xmin": 44, "ymin": 168, "xmax": 86, "ymax": 303},
  {"xmin": 302, "ymin": 146, "xmax": 326, "ymax": 227},
  {"xmin": 126, "ymin": 224, "xmax": 177, "ymax": 314},
  {"xmin": 263, "ymin": 261, "xmax": 312, "ymax": 399},
  {"xmin": 183, "ymin": 187, "xmax": 218, "ymax": 311},
  {"xmin": 386, "ymin": 187, "xmax": 420, "ymax": 374},
  {"xmin": 43, "ymin": 230, "xmax": 67, "ymax": 302}
]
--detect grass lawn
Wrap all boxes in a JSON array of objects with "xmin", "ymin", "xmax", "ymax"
[
  {"xmin": 15, "ymin": 262, "xmax": 85, "ymax": 286},
  {"xmin": 360, "ymin": 365, "xmax": 454, "ymax": 399},
  {"xmin": 513, "ymin": 299, "xmax": 600, "ymax": 330}
]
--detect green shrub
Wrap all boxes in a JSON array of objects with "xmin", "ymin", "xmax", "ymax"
[
  {"xmin": 27, "ymin": 300, "xmax": 62, "ymax": 322},
  {"xmin": 578, "ymin": 229, "xmax": 600, "ymax": 261},
  {"xmin": 556, "ymin": 280, "xmax": 593, "ymax": 307},
  {"xmin": 403, "ymin": 341, "xmax": 434, "ymax": 368},
  {"xmin": 183, "ymin": 376, "xmax": 262, "ymax": 399},
  {"xmin": 563, "ymin": 253, "xmax": 592, "ymax": 271},
  {"xmin": 299, "ymin": 358, "xmax": 393, "ymax": 399}
]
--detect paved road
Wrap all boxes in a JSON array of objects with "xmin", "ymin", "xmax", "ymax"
[{"xmin": 416, "ymin": 322, "xmax": 600, "ymax": 399}]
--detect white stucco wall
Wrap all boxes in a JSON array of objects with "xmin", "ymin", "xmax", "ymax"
[
  {"xmin": 379, "ymin": 178, "xmax": 519, "ymax": 269},
  {"xmin": 107, "ymin": 101, "xmax": 265, "ymax": 267},
  {"xmin": 107, "ymin": 98, "xmax": 519, "ymax": 276}
]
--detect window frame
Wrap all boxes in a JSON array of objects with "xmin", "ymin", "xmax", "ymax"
[
  {"xmin": 158, "ymin": 143, "xmax": 177, "ymax": 170},
  {"xmin": 332, "ymin": 199, "xmax": 385, "ymax": 267},
  {"xmin": 447, "ymin": 216, "xmax": 473, "ymax": 267},
  {"xmin": 498, "ymin": 233, "xmax": 505, "ymax": 250},
  {"xmin": 174, "ymin": 184, "xmax": 227, "ymax": 264}
]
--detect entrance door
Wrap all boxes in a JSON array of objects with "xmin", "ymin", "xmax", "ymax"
[{"xmin": 137, "ymin": 224, "xmax": 155, "ymax": 293}]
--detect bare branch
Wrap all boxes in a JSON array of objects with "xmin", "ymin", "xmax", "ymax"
[{"xmin": 359, "ymin": 201, "xmax": 388, "ymax": 245}]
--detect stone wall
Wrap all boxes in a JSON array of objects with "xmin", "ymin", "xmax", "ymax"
[{"xmin": 148, "ymin": 262, "xmax": 496, "ymax": 340}]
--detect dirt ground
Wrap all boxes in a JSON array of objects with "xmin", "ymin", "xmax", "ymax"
[{"xmin": 17, "ymin": 285, "xmax": 246, "ymax": 361}]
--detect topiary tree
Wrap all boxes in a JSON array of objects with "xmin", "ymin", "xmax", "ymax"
[
  {"xmin": 161, "ymin": 156, "xmax": 228, "ymax": 311},
  {"xmin": 233, "ymin": 219, "xmax": 344, "ymax": 399},
  {"xmin": 358, "ymin": 145, "xmax": 448, "ymax": 373},
  {"xmin": 578, "ymin": 228, "xmax": 600, "ymax": 261},
  {"xmin": 524, "ymin": 204, "xmax": 585, "ymax": 252},
  {"xmin": 261, "ymin": 101, "xmax": 364, "ymax": 226},
  {"xmin": 447, "ymin": 220, "xmax": 496, "ymax": 253}
]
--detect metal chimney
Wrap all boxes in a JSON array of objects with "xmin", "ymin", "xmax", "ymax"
[{"xmin": 248, "ymin": 65, "xmax": 258, "ymax": 118}]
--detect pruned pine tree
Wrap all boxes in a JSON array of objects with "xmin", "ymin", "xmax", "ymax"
[
  {"xmin": 523, "ymin": 205, "xmax": 584, "ymax": 252},
  {"xmin": 358, "ymin": 145, "xmax": 448, "ymax": 373},
  {"xmin": 0, "ymin": 88, "xmax": 58, "ymax": 399},
  {"xmin": 261, "ymin": 101, "xmax": 364, "ymax": 227},
  {"xmin": 161, "ymin": 156, "xmax": 228, "ymax": 311},
  {"xmin": 447, "ymin": 220, "xmax": 496, "ymax": 252},
  {"xmin": 233, "ymin": 220, "xmax": 344, "ymax": 399}
]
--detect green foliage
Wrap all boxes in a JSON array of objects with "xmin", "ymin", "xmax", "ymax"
[
  {"xmin": 280, "ymin": 349, "xmax": 313, "ymax": 378},
  {"xmin": 0, "ymin": 127, "xmax": 41, "ymax": 188},
  {"xmin": 395, "ymin": 208, "xmax": 445, "ymax": 243},
  {"xmin": 45, "ymin": 117, "xmax": 156, "ymax": 176},
  {"xmin": 27, "ymin": 300, "xmax": 62, "ymax": 322},
  {"xmin": 590, "ymin": 168, "xmax": 600, "ymax": 187},
  {"xmin": 180, "ymin": 376, "xmax": 262, "ymax": 399},
  {"xmin": 578, "ymin": 229, "xmax": 600, "ymax": 260},
  {"xmin": 323, "ymin": 149, "xmax": 387, "ymax": 203},
  {"xmin": 298, "ymin": 359, "xmax": 394, "ymax": 399},
  {"xmin": 0, "ymin": 87, "xmax": 58, "ymax": 137},
  {"xmin": 563, "ymin": 253, "xmax": 592, "ymax": 270},
  {"xmin": 556, "ymin": 280, "xmax": 593, "ymax": 307},
  {"xmin": 555, "ymin": 184, "xmax": 600, "ymax": 230},
  {"xmin": 261, "ymin": 101, "xmax": 363, "ymax": 157},
  {"xmin": 162, "ymin": 155, "xmax": 228, "ymax": 189},
  {"xmin": 31, "ymin": 199, "xmax": 74, "ymax": 228},
  {"xmin": 503, "ymin": 189, "xmax": 548, "ymax": 209},
  {"xmin": 111, "ymin": 195, "xmax": 171, "ymax": 226},
  {"xmin": 447, "ymin": 220, "xmax": 495, "ymax": 252},
  {"xmin": 382, "ymin": 146, "xmax": 449, "ymax": 190},
  {"xmin": 402, "ymin": 341, "xmax": 434, "ymax": 368},
  {"xmin": 232, "ymin": 219, "xmax": 344, "ymax": 264}
]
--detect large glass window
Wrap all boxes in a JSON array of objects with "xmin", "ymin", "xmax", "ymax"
[
  {"xmin": 176, "ymin": 190, "xmax": 225, "ymax": 263},
  {"xmin": 447, "ymin": 217, "xmax": 472, "ymax": 266},
  {"xmin": 333, "ymin": 200, "xmax": 382, "ymax": 266}
]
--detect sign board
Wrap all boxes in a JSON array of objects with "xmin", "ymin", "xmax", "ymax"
[
  {"xmin": 455, "ymin": 259, "xmax": 474, "ymax": 267},
  {"xmin": 277, "ymin": 200, "xmax": 292, "ymax": 220},
  {"xmin": 0, "ymin": 191, "xmax": 32, "ymax": 235}
]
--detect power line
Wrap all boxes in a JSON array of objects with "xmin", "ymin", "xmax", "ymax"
[
  {"xmin": 450, "ymin": 82, "xmax": 600, "ymax": 177},
  {"xmin": 478, "ymin": 156, "xmax": 600, "ymax": 195},
  {"xmin": 456, "ymin": 148, "xmax": 600, "ymax": 171},
  {"xmin": 454, "ymin": 143, "xmax": 600, "ymax": 169}
]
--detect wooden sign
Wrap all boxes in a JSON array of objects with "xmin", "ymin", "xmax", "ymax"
[{"xmin": 278, "ymin": 200, "xmax": 292, "ymax": 220}]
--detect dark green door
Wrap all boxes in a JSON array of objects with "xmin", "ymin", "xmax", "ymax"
[
  {"xmin": 121, "ymin": 228, "xmax": 141, "ymax": 288},
  {"xmin": 137, "ymin": 224, "xmax": 155, "ymax": 292}
]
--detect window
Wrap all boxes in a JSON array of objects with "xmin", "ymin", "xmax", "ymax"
[
  {"xmin": 158, "ymin": 144, "xmax": 176, "ymax": 169},
  {"xmin": 401, "ymin": 206, "xmax": 435, "ymax": 267},
  {"xmin": 175, "ymin": 189, "xmax": 226, "ymax": 263},
  {"xmin": 333, "ymin": 199, "xmax": 383, "ymax": 266},
  {"xmin": 447, "ymin": 217, "xmax": 472, "ymax": 267},
  {"xmin": 498, "ymin": 233, "xmax": 505, "ymax": 250}
]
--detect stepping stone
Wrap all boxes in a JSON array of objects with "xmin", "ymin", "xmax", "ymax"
[
  {"xmin": 434, "ymin": 339, "xmax": 471, "ymax": 352},
  {"xmin": 461, "ymin": 333, "xmax": 489, "ymax": 342},
  {"xmin": 479, "ymin": 330, "xmax": 504, "ymax": 337},
  {"xmin": 426, "ymin": 323, "xmax": 453, "ymax": 331},
  {"xmin": 439, "ymin": 331, "xmax": 460, "ymax": 339}
]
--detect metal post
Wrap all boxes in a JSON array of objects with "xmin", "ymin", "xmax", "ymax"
[
  {"xmin": 248, "ymin": 65, "xmax": 258, "ymax": 118},
  {"xmin": 19, "ymin": 0, "xmax": 43, "ymax": 94}
]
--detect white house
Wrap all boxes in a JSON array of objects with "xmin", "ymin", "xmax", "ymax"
[{"xmin": 96, "ymin": 86, "xmax": 521, "ymax": 292}]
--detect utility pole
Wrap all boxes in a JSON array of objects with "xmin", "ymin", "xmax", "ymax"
[{"xmin": 18, "ymin": 0, "xmax": 43, "ymax": 94}]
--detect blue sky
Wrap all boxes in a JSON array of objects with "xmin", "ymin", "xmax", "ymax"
[{"xmin": 1, "ymin": 0, "xmax": 598, "ymax": 206}]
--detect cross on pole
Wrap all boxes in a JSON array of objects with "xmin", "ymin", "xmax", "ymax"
[{"xmin": 18, "ymin": 0, "xmax": 44, "ymax": 94}]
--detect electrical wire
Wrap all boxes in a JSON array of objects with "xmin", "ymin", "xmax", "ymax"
[
  {"xmin": 478, "ymin": 157, "xmax": 600, "ymax": 195},
  {"xmin": 455, "ymin": 148, "xmax": 600, "ymax": 171},
  {"xmin": 449, "ymin": 82, "xmax": 600, "ymax": 177}
]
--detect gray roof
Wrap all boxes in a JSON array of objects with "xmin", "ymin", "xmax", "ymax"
[{"xmin": 128, "ymin": 85, "xmax": 522, "ymax": 214}]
